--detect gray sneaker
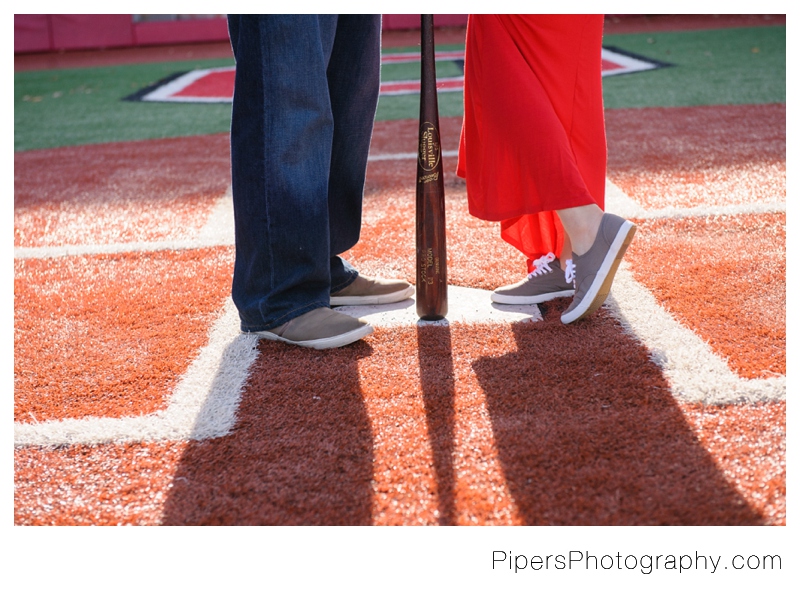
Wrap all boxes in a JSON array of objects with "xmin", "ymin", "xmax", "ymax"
[
  {"xmin": 255, "ymin": 307, "xmax": 373, "ymax": 349},
  {"xmin": 561, "ymin": 213, "xmax": 637, "ymax": 324},
  {"xmin": 330, "ymin": 275, "xmax": 415, "ymax": 306},
  {"xmin": 491, "ymin": 253, "xmax": 575, "ymax": 304}
]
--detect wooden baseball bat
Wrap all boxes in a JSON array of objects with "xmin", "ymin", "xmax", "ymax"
[{"xmin": 416, "ymin": 14, "xmax": 448, "ymax": 320}]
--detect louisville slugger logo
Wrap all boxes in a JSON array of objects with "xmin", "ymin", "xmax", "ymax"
[
  {"xmin": 418, "ymin": 172, "xmax": 440, "ymax": 184},
  {"xmin": 418, "ymin": 122, "xmax": 441, "ymax": 172}
]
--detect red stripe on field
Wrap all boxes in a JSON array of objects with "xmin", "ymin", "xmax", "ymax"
[
  {"xmin": 174, "ymin": 69, "xmax": 235, "ymax": 97},
  {"xmin": 381, "ymin": 50, "xmax": 465, "ymax": 63},
  {"xmin": 381, "ymin": 77, "xmax": 464, "ymax": 94},
  {"xmin": 601, "ymin": 58, "xmax": 624, "ymax": 71},
  {"xmin": 157, "ymin": 54, "xmax": 632, "ymax": 101}
]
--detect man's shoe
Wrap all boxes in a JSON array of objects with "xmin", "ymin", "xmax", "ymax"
[
  {"xmin": 491, "ymin": 253, "xmax": 575, "ymax": 304},
  {"xmin": 255, "ymin": 307, "xmax": 373, "ymax": 349},
  {"xmin": 330, "ymin": 275, "xmax": 414, "ymax": 306},
  {"xmin": 561, "ymin": 213, "xmax": 637, "ymax": 324}
]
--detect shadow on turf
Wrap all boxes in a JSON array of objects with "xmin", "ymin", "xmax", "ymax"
[
  {"xmin": 417, "ymin": 324, "xmax": 457, "ymax": 525},
  {"xmin": 160, "ymin": 325, "xmax": 461, "ymax": 526},
  {"xmin": 471, "ymin": 299, "xmax": 763, "ymax": 525},
  {"xmin": 159, "ymin": 298, "xmax": 762, "ymax": 525},
  {"xmin": 160, "ymin": 338, "xmax": 376, "ymax": 525}
]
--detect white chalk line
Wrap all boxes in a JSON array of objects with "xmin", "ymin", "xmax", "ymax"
[
  {"xmin": 606, "ymin": 265, "xmax": 784, "ymax": 405},
  {"xmin": 13, "ymin": 179, "xmax": 784, "ymax": 446},
  {"xmin": 14, "ymin": 174, "xmax": 784, "ymax": 261},
  {"xmin": 336, "ymin": 285, "xmax": 542, "ymax": 327},
  {"xmin": 15, "ymin": 188, "xmax": 236, "ymax": 260},
  {"xmin": 605, "ymin": 180, "xmax": 785, "ymax": 220},
  {"xmin": 14, "ymin": 299, "xmax": 259, "ymax": 447},
  {"xmin": 604, "ymin": 181, "xmax": 784, "ymax": 403}
]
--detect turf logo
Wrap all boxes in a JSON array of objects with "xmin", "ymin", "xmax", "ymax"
[{"xmin": 124, "ymin": 48, "xmax": 669, "ymax": 104}]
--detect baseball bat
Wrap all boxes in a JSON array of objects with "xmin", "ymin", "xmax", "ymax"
[{"xmin": 416, "ymin": 14, "xmax": 448, "ymax": 321}]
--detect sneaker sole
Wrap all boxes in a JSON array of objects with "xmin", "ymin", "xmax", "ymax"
[
  {"xmin": 254, "ymin": 323, "xmax": 374, "ymax": 349},
  {"xmin": 330, "ymin": 286, "xmax": 415, "ymax": 307},
  {"xmin": 561, "ymin": 221, "xmax": 637, "ymax": 324},
  {"xmin": 491, "ymin": 289, "xmax": 575, "ymax": 305}
]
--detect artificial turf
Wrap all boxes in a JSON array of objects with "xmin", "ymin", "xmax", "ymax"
[
  {"xmin": 600, "ymin": 25, "xmax": 786, "ymax": 109},
  {"xmin": 14, "ymin": 25, "xmax": 785, "ymax": 151}
]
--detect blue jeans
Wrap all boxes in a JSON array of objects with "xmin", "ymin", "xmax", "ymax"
[{"xmin": 227, "ymin": 15, "xmax": 381, "ymax": 331}]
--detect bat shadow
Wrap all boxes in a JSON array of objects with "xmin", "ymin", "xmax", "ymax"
[{"xmin": 417, "ymin": 323, "xmax": 458, "ymax": 525}]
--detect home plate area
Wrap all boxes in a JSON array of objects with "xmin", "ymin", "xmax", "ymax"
[
  {"xmin": 339, "ymin": 286, "xmax": 542, "ymax": 326},
  {"xmin": 13, "ymin": 176, "xmax": 785, "ymax": 525},
  {"xmin": 14, "ymin": 18, "xmax": 785, "ymax": 527},
  {"xmin": 13, "ymin": 123, "xmax": 785, "ymax": 524}
]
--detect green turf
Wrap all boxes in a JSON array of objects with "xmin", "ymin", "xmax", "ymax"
[
  {"xmin": 381, "ymin": 43, "xmax": 465, "ymax": 54},
  {"xmin": 601, "ymin": 26, "xmax": 785, "ymax": 109},
  {"xmin": 376, "ymin": 49, "xmax": 465, "ymax": 122},
  {"xmin": 14, "ymin": 26, "xmax": 785, "ymax": 152},
  {"xmin": 376, "ymin": 91, "xmax": 464, "ymax": 122},
  {"xmin": 380, "ymin": 58, "xmax": 463, "ymax": 82},
  {"xmin": 15, "ymin": 58, "xmax": 235, "ymax": 152}
]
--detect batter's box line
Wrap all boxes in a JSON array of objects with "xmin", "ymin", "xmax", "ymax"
[
  {"xmin": 14, "ymin": 299, "xmax": 259, "ymax": 447},
  {"xmin": 607, "ymin": 265, "xmax": 785, "ymax": 405},
  {"xmin": 13, "ymin": 181, "xmax": 785, "ymax": 261},
  {"xmin": 14, "ymin": 280, "xmax": 784, "ymax": 448}
]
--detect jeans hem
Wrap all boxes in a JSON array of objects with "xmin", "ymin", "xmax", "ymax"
[
  {"xmin": 330, "ymin": 269, "xmax": 359, "ymax": 294},
  {"xmin": 240, "ymin": 300, "xmax": 329, "ymax": 333}
]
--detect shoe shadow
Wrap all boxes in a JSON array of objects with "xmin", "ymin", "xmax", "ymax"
[
  {"xmin": 160, "ymin": 339, "xmax": 375, "ymax": 525},
  {"xmin": 471, "ymin": 299, "xmax": 764, "ymax": 525},
  {"xmin": 334, "ymin": 297, "xmax": 415, "ymax": 315}
]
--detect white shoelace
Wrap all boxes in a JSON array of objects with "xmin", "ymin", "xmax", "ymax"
[
  {"xmin": 528, "ymin": 252, "xmax": 556, "ymax": 278},
  {"xmin": 564, "ymin": 259, "xmax": 576, "ymax": 284}
]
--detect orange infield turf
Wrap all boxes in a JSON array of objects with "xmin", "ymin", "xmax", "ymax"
[
  {"xmin": 14, "ymin": 248, "xmax": 233, "ymax": 422},
  {"xmin": 14, "ymin": 135, "xmax": 231, "ymax": 248},
  {"xmin": 606, "ymin": 104, "xmax": 786, "ymax": 210},
  {"xmin": 14, "ymin": 102, "xmax": 785, "ymax": 524},
  {"xmin": 14, "ymin": 322, "xmax": 785, "ymax": 525}
]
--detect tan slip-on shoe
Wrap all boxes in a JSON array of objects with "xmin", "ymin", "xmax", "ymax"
[
  {"xmin": 561, "ymin": 213, "xmax": 637, "ymax": 324},
  {"xmin": 256, "ymin": 307, "xmax": 373, "ymax": 349},
  {"xmin": 330, "ymin": 275, "xmax": 415, "ymax": 306},
  {"xmin": 491, "ymin": 252, "xmax": 575, "ymax": 305}
]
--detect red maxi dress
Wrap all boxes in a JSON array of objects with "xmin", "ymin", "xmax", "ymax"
[{"xmin": 456, "ymin": 15, "xmax": 607, "ymax": 272}]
